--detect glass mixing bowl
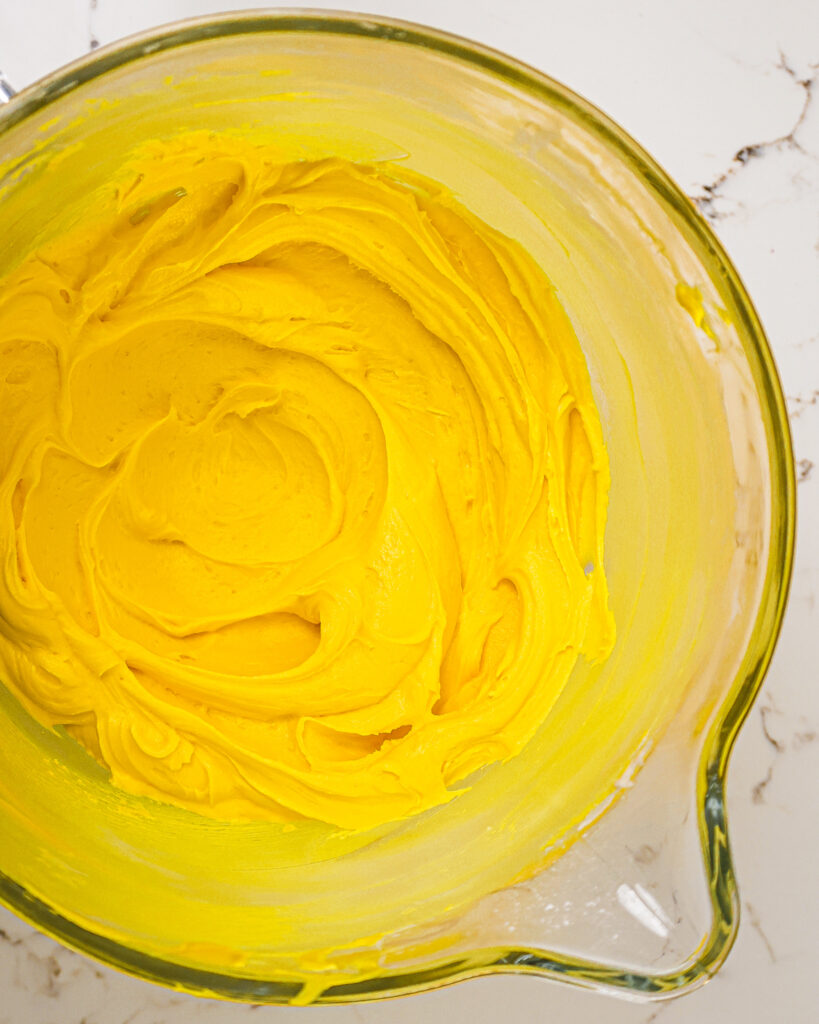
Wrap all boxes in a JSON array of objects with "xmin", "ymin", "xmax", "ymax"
[{"xmin": 0, "ymin": 10, "xmax": 794, "ymax": 1006}]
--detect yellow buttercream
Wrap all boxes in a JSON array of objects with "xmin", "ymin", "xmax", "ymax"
[{"xmin": 0, "ymin": 134, "xmax": 613, "ymax": 830}]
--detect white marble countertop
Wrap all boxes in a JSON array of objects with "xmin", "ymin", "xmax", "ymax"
[{"xmin": 0, "ymin": 1, "xmax": 816, "ymax": 1021}]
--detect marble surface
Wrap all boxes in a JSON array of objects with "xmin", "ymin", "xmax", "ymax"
[{"xmin": 0, "ymin": 0, "xmax": 816, "ymax": 1021}]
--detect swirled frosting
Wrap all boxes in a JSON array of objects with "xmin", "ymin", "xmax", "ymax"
[{"xmin": 0, "ymin": 136, "xmax": 614, "ymax": 829}]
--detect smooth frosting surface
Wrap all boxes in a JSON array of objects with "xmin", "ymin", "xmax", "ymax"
[{"xmin": 0, "ymin": 135, "xmax": 614, "ymax": 829}]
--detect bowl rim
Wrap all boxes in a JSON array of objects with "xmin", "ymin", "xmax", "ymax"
[{"xmin": 0, "ymin": 7, "xmax": 796, "ymax": 1006}]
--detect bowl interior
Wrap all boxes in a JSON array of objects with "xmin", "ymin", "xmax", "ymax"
[{"xmin": 0, "ymin": 15, "xmax": 791, "ymax": 1003}]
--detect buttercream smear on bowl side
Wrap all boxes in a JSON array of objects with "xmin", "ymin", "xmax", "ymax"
[{"xmin": 0, "ymin": 132, "xmax": 614, "ymax": 830}]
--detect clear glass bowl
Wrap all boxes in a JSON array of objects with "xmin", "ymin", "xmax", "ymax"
[{"xmin": 0, "ymin": 11, "xmax": 795, "ymax": 1006}]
